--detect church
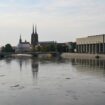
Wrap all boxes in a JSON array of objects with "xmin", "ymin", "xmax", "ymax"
[
  {"xmin": 31, "ymin": 25, "xmax": 38, "ymax": 47},
  {"xmin": 16, "ymin": 25, "xmax": 56, "ymax": 52},
  {"xmin": 15, "ymin": 35, "xmax": 31, "ymax": 52},
  {"xmin": 16, "ymin": 25, "xmax": 39, "ymax": 52}
]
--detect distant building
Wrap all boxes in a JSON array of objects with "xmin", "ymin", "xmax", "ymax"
[
  {"xmin": 56, "ymin": 42, "xmax": 76, "ymax": 52},
  {"xmin": 39, "ymin": 41, "xmax": 56, "ymax": 46},
  {"xmin": 57, "ymin": 43, "xmax": 68, "ymax": 52},
  {"xmin": 37, "ymin": 41, "xmax": 57, "ymax": 52},
  {"xmin": 16, "ymin": 35, "xmax": 31, "ymax": 52},
  {"xmin": 76, "ymin": 34, "xmax": 105, "ymax": 54},
  {"xmin": 66, "ymin": 42, "xmax": 76, "ymax": 52},
  {"xmin": 31, "ymin": 25, "xmax": 38, "ymax": 47}
]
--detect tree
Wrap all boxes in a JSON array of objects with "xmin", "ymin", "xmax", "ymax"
[
  {"xmin": 1, "ymin": 44, "xmax": 14, "ymax": 52},
  {"xmin": 48, "ymin": 44, "xmax": 56, "ymax": 51},
  {"xmin": 57, "ymin": 44, "xmax": 63, "ymax": 53}
]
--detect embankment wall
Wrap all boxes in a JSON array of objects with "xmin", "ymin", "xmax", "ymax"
[{"xmin": 61, "ymin": 53, "xmax": 105, "ymax": 59}]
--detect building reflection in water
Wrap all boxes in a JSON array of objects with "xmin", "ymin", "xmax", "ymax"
[
  {"xmin": 17, "ymin": 57, "xmax": 30, "ymax": 71},
  {"xmin": 70, "ymin": 58, "xmax": 105, "ymax": 77},
  {"xmin": 19, "ymin": 58, "xmax": 23, "ymax": 71},
  {"xmin": 70, "ymin": 58, "xmax": 105, "ymax": 68},
  {"xmin": 31, "ymin": 59, "xmax": 39, "ymax": 80},
  {"xmin": 17, "ymin": 57, "xmax": 39, "ymax": 84}
]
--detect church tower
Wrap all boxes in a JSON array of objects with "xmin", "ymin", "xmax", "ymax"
[
  {"xmin": 31, "ymin": 25, "xmax": 38, "ymax": 47},
  {"xmin": 19, "ymin": 34, "xmax": 22, "ymax": 43}
]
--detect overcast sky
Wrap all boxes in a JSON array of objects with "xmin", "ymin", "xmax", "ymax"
[{"xmin": 0, "ymin": 0, "xmax": 105, "ymax": 46}]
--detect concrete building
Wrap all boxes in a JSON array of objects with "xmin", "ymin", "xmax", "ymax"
[{"xmin": 76, "ymin": 34, "xmax": 105, "ymax": 54}]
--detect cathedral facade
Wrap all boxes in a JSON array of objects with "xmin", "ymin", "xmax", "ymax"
[{"xmin": 31, "ymin": 25, "xmax": 38, "ymax": 47}]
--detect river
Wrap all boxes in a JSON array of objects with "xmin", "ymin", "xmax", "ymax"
[{"xmin": 0, "ymin": 57, "xmax": 105, "ymax": 105}]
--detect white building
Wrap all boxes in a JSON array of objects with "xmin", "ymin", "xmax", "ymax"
[
  {"xmin": 76, "ymin": 34, "xmax": 105, "ymax": 54},
  {"xmin": 16, "ymin": 36, "xmax": 31, "ymax": 52}
]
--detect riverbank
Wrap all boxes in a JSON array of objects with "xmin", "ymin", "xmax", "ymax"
[{"xmin": 61, "ymin": 53, "xmax": 105, "ymax": 59}]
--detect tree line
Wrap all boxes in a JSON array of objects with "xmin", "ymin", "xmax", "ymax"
[{"xmin": 1, "ymin": 43, "xmax": 76, "ymax": 53}]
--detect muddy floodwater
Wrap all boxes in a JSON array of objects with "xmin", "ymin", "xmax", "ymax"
[{"xmin": 0, "ymin": 57, "xmax": 105, "ymax": 105}]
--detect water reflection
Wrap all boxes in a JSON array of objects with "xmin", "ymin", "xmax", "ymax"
[
  {"xmin": 17, "ymin": 57, "xmax": 30, "ymax": 71},
  {"xmin": 4, "ymin": 58, "xmax": 12, "ymax": 64},
  {"xmin": 1, "ymin": 57, "xmax": 105, "ymax": 105},
  {"xmin": 70, "ymin": 58, "xmax": 105, "ymax": 77},
  {"xmin": 19, "ymin": 58, "xmax": 23, "ymax": 71},
  {"xmin": 31, "ymin": 59, "xmax": 39, "ymax": 80},
  {"xmin": 16, "ymin": 57, "xmax": 39, "ymax": 81},
  {"xmin": 70, "ymin": 58, "xmax": 105, "ymax": 68}
]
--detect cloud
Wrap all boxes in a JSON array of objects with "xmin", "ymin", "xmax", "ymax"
[{"xmin": 0, "ymin": 0, "xmax": 105, "ymax": 45}]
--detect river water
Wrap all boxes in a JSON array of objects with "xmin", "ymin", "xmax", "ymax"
[{"xmin": 0, "ymin": 57, "xmax": 105, "ymax": 105}]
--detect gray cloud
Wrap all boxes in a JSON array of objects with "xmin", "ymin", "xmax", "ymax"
[{"xmin": 0, "ymin": 0, "xmax": 105, "ymax": 45}]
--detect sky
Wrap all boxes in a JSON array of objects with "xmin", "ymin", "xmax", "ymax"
[{"xmin": 0, "ymin": 0, "xmax": 105, "ymax": 46}]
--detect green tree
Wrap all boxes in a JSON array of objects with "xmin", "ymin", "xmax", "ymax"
[
  {"xmin": 57, "ymin": 44, "xmax": 63, "ymax": 53},
  {"xmin": 48, "ymin": 44, "xmax": 56, "ymax": 51},
  {"xmin": 1, "ymin": 44, "xmax": 14, "ymax": 52}
]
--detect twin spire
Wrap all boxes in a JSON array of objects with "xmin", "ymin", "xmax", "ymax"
[
  {"xmin": 33, "ymin": 24, "xmax": 37, "ymax": 34},
  {"xmin": 19, "ymin": 25, "xmax": 38, "ymax": 44}
]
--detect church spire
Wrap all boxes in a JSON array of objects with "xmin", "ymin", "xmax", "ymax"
[
  {"xmin": 19, "ymin": 34, "xmax": 22, "ymax": 43},
  {"xmin": 31, "ymin": 24, "xmax": 38, "ymax": 46},
  {"xmin": 35, "ymin": 25, "xmax": 37, "ymax": 34},
  {"xmin": 33, "ymin": 24, "xmax": 34, "ymax": 34}
]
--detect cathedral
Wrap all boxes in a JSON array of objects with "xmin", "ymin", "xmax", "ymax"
[
  {"xmin": 31, "ymin": 25, "xmax": 38, "ymax": 47},
  {"xmin": 16, "ymin": 24, "xmax": 56, "ymax": 52},
  {"xmin": 16, "ymin": 25, "xmax": 39, "ymax": 52}
]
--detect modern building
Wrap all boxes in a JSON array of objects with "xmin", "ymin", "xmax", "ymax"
[
  {"xmin": 31, "ymin": 25, "xmax": 38, "ymax": 47},
  {"xmin": 16, "ymin": 35, "xmax": 31, "ymax": 52},
  {"xmin": 76, "ymin": 34, "xmax": 105, "ymax": 54}
]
